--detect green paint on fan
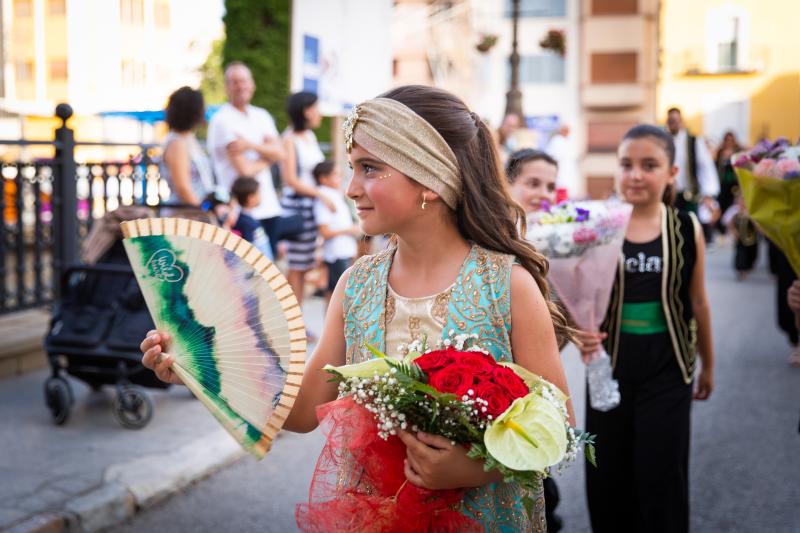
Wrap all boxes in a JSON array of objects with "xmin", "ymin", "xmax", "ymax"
[{"xmin": 130, "ymin": 235, "xmax": 265, "ymax": 447}]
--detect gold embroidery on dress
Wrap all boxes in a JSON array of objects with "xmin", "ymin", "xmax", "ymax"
[
  {"xmin": 342, "ymin": 244, "xmax": 545, "ymax": 529},
  {"xmin": 431, "ymin": 288, "xmax": 452, "ymax": 326},
  {"xmin": 385, "ymin": 293, "xmax": 396, "ymax": 324},
  {"xmin": 408, "ymin": 315, "xmax": 421, "ymax": 341}
]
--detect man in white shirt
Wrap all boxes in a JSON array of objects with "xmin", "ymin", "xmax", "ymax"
[
  {"xmin": 666, "ymin": 107, "xmax": 720, "ymax": 212},
  {"xmin": 545, "ymin": 124, "xmax": 579, "ymax": 198},
  {"xmin": 207, "ymin": 62, "xmax": 286, "ymax": 249}
]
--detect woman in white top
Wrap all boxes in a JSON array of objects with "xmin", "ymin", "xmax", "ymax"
[
  {"xmin": 280, "ymin": 92, "xmax": 335, "ymax": 307},
  {"xmin": 160, "ymin": 87, "xmax": 214, "ymax": 206}
]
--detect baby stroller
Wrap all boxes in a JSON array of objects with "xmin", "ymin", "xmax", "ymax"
[
  {"xmin": 43, "ymin": 206, "xmax": 164, "ymax": 428},
  {"xmin": 43, "ymin": 206, "xmax": 215, "ymax": 429}
]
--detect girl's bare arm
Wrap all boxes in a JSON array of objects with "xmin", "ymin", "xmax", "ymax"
[
  {"xmin": 509, "ymin": 265, "xmax": 575, "ymax": 425},
  {"xmin": 282, "ymin": 270, "xmax": 350, "ymax": 432}
]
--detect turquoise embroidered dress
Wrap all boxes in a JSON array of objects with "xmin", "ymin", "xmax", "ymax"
[{"xmin": 343, "ymin": 244, "xmax": 546, "ymax": 532}]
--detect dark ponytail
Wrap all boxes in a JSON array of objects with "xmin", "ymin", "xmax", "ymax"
[{"xmin": 379, "ymin": 85, "xmax": 571, "ymax": 344}]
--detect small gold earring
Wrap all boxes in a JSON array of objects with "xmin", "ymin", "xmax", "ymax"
[{"xmin": 421, "ymin": 195, "xmax": 427, "ymax": 210}]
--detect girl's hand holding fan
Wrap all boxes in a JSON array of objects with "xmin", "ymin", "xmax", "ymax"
[{"xmin": 140, "ymin": 330, "xmax": 183, "ymax": 385}]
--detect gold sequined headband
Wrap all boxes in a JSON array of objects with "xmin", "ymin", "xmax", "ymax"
[{"xmin": 343, "ymin": 98, "xmax": 461, "ymax": 209}]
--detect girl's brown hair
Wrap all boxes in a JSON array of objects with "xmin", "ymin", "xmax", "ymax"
[{"xmin": 380, "ymin": 85, "xmax": 570, "ymax": 342}]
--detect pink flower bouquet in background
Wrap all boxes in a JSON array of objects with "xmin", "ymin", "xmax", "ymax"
[
  {"xmin": 526, "ymin": 201, "xmax": 633, "ymax": 411},
  {"xmin": 732, "ymin": 139, "xmax": 800, "ymax": 275}
]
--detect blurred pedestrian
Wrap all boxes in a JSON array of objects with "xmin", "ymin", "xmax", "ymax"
[
  {"xmin": 207, "ymin": 62, "xmax": 285, "ymax": 253},
  {"xmin": 769, "ymin": 241, "xmax": 799, "ymax": 366},
  {"xmin": 789, "ymin": 280, "xmax": 800, "ymax": 331},
  {"xmin": 160, "ymin": 87, "xmax": 214, "ymax": 206},
  {"xmin": 496, "ymin": 112, "xmax": 521, "ymax": 167},
  {"xmin": 230, "ymin": 176, "xmax": 273, "ymax": 261},
  {"xmin": 545, "ymin": 124, "xmax": 579, "ymax": 198},
  {"xmin": 665, "ymin": 108, "xmax": 720, "ymax": 215},
  {"xmin": 280, "ymin": 92, "xmax": 335, "ymax": 309},
  {"xmin": 789, "ymin": 280, "xmax": 800, "ymax": 431},
  {"xmin": 714, "ymin": 131, "xmax": 743, "ymax": 237},
  {"xmin": 312, "ymin": 161, "xmax": 360, "ymax": 306},
  {"xmin": 721, "ymin": 194, "xmax": 759, "ymax": 280}
]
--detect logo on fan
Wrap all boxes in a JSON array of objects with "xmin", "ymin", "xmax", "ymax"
[{"xmin": 145, "ymin": 249, "xmax": 185, "ymax": 283}]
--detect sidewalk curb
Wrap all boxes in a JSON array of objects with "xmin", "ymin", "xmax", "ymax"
[{"xmin": 7, "ymin": 429, "xmax": 245, "ymax": 533}]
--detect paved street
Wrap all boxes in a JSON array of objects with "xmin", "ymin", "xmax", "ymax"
[
  {"xmin": 115, "ymin": 242, "xmax": 800, "ymax": 533},
  {"xmin": 0, "ymin": 364, "xmax": 221, "ymax": 530},
  {"xmin": 0, "ymin": 300, "xmax": 327, "ymax": 531}
]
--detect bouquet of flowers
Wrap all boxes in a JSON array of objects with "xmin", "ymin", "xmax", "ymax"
[
  {"xmin": 732, "ymin": 139, "xmax": 800, "ymax": 275},
  {"xmin": 295, "ymin": 334, "xmax": 595, "ymax": 532},
  {"xmin": 526, "ymin": 200, "xmax": 633, "ymax": 411}
]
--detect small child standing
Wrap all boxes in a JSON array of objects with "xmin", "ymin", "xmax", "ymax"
[
  {"xmin": 722, "ymin": 194, "xmax": 759, "ymax": 279},
  {"xmin": 230, "ymin": 177, "xmax": 274, "ymax": 261},
  {"xmin": 312, "ymin": 161, "xmax": 360, "ymax": 303}
]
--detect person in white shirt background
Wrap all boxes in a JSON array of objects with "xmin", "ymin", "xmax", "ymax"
[
  {"xmin": 206, "ymin": 61, "xmax": 286, "ymax": 255},
  {"xmin": 545, "ymin": 124, "xmax": 579, "ymax": 199},
  {"xmin": 666, "ymin": 107, "xmax": 721, "ymax": 243},
  {"xmin": 312, "ymin": 160, "xmax": 361, "ymax": 306},
  {"xmin": 495, "ymin": 112, "xmax": 521, "ymax": 168}
]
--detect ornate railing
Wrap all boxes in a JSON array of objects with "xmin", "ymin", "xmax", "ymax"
[{"xmin": 0, "ymin": 104, "xmax": 164, "ymax": 314}]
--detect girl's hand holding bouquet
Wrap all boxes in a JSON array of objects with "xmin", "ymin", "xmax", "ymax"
[{"xmin": 296, "ymin": 334, "xmax": 594, "ymax": 532}]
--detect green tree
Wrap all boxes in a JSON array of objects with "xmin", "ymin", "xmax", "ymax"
[
  {"xmin": 199, "ymin": 36, "xmax": 227, "ymax": 106},
  {"xmin": 222, "ymin": 0, "xmax": 291, "ymax": 129}
]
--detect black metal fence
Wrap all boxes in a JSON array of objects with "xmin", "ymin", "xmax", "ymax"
[{"xmin": 0, "ymin": 104, "xmax": 163, "ymax": 315}]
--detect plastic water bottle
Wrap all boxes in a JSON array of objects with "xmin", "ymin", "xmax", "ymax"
[{"xmin": 586, "ymin": 349, "xmax": 621, "ymax": 411}]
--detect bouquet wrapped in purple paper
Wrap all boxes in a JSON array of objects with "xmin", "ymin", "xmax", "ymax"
[
  {"xmin": 732, "ymin": 139, "xmax": 800, "ymax": 275},
  {"xmin": 525, "ymin": 200, "xmax": 633, "ymax": 411}
]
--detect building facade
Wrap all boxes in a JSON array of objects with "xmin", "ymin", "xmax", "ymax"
[
  {"xmin": 0, "ymin": 0, "xmax": 221, "ymax": 150},
  {"xmin": 658, "ymin": 0, "xmax": 800, "ymax": 147},
  {"xmin": 391, "ymin": 0, "xmax": 583, "ymax": 194},
  {"xmin": 578, "ymin": 0, "xmax": 659, "ymax": 199}
]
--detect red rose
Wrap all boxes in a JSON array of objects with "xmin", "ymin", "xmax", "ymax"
[
  {"xmin": 415, "ymin": 349, "xmax": 457, "ymax": 374},
  {"xmin": 428, "ymin": 364, "xmax": 475, "ymax": 397},
  {"xmin": 490, "ymin": 366, "xmax": 530, "ymax": 400},
  {"xmin": 473, "ymin": 382, "xmax": 514, "ymax": 419},
  {"xmin": 455, "ymin": 352, "xmax": 498, "ymax": 377}
]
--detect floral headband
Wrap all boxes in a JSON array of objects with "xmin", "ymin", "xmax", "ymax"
[{"xmin": 343, "ymin": 98, "xmax": 462, "ymax": 209}]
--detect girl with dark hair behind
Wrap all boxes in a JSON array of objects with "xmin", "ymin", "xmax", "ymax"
[
  {"xmin": 141, "ymin": 84, "xmax": 573, "ymax": 531},
  {"xmin": 506, "ymin": 148, "xmax": 564, "ymax": 533},
  {"xmin": 160, "ymin": 86, "xmax": 214, "ymax": 206},
  {"xmin": 280, "ymin": 92, "xmax": 336, "ymax": 313},
  {"xmin": 576, "ymin": 124, "xmax": 714, "ymax": 533},
  {"xmin": 506, "ymin": 149, "xmax": 559, "ymax": 214}
]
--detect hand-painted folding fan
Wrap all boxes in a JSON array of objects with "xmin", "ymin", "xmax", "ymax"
[{"xmin": 120, "ymin": 217, "xmax": 305, "ymax": 459}]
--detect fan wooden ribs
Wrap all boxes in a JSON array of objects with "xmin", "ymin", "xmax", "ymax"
[{"xmin": 121, "ymin": 218, "xmax": 307, "ymax": 459}]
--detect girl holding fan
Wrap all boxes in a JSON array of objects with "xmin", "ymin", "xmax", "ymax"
[{"xmin": 140, "ymin": 85, "xmax": 573, "ymax": 531}]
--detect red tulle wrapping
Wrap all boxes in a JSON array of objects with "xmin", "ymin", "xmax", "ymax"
[{"xmin": 295, "ymin": 397, "xmax": 482, "ymax": 532}]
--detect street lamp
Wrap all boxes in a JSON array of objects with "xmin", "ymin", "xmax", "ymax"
[{"xmin": 505, "ymin": 0, "xmax": 523, "ymax": 120}]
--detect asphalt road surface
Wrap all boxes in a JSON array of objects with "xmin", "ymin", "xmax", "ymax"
[{"xmin": 118, "ymin": 243, "xmax": 800, "ymax": 533}]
